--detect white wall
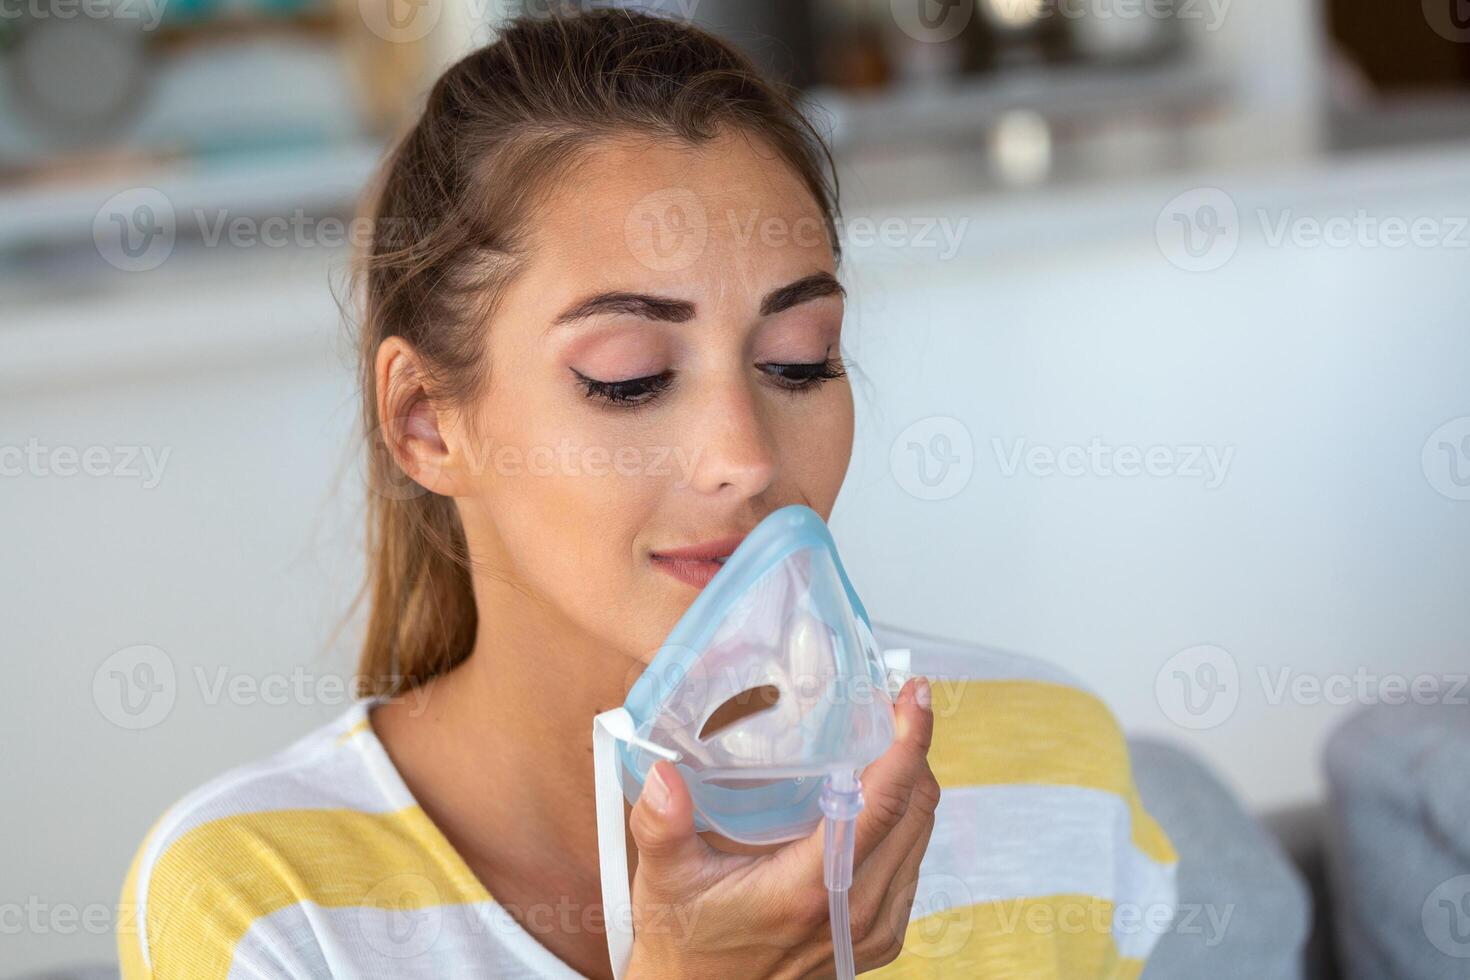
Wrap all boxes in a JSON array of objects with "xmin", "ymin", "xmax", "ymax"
[
  {"xmin": 2, "ymin": 246, "xmax": 366, "ymax": 975},
  {"xmin": 831, "ymin": 141, "xmax": 1470, "ymax": 815}
]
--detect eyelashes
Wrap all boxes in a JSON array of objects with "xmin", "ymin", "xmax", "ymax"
[
  {"xmin": 572, "ymin": 355, "xmax": 847, "ymax": 409},
  {"xmin": 760, "ymin": 357, "xmax": 847, "ymax": 389},
  {"xmin": 572, "ymin": 368, "xmax": 676, "ymax": 406}
]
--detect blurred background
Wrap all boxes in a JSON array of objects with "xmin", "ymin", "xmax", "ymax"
[{"xmin": 3, "ymin": 0, "xmax": 1469, "ymax": 977}]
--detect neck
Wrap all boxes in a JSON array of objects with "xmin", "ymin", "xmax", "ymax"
[
  {"xmin": 371, "ymin": 570, "xmax": 641, "ymax": 915},
  {"xmin": 449, "ymin": 588, "xmax": 635, "ymax": 867}
]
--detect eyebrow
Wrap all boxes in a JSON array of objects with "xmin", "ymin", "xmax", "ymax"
[{"xmin": 549, "ymin": 272, "xmax": 845, "ymax": 328}]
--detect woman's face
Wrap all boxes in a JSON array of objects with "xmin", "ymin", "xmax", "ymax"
[{"xmin": 449, "ymin": 130, "xmax": 853, "ymax": 661}]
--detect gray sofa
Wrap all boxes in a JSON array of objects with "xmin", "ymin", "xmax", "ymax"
[
  {"xmin": 1133, "ymin": 739, "xmax": 1314, "ymax": 979},
  {"xmin": 1136, "ymin": 693, "xmax": 1470, "ymax": 980},
  {"xmin": 1323, "ymin": 695, "xmax": 1470, "ymax": 979}
]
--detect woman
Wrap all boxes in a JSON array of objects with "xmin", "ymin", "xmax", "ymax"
[{"xmin": 118, "ymin": 10, "xmax": 1176, "ymax": 978}]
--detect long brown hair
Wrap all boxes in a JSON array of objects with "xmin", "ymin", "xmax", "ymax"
[{"xmin": 352, "ymin": 8, "xmax": 843, "ymax": 697}]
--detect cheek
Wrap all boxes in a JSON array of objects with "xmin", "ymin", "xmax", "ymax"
[
  {"xmin": 460, "ymin": 389, "xmax": 672, "ymax": 646},
  {"xmin": 772, "ymin": 384, "xmax": 854, "ymax": 515}
]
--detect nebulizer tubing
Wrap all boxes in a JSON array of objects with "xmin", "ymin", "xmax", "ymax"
[
  {"xmin": 594, "ymin": 715, "xmax": 870, "ymax": 980},
  {"xmin": 820, "ymin": 768, "xmax": 864, "ymax": 980},
  {"xmin": 822, "ymin": 649, "xmax": 910, "ymax": 979}
]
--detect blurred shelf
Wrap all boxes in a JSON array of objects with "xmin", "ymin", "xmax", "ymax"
[
  {"xmin": 0, "ymin": 240, "xmax": 349, "ymax": 394},
  {"xmin": 0, "ymin": 139, "xmax": 384, "ymax": 254},
  {"xmin": 809, "ymin": 59, "xmax": 1234, "ymax": 151}
]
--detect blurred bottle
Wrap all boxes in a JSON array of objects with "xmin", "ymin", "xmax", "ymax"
[
  {"xmin": 1064, "ymin": 0, "xmax": 1179, "ymax": 64},
  {"xmin": 334, "ymin": 0, "xmax": 435, "ymax": 136},
  {"xmin": 881, "ymin": 0, "xmax": 977, "ymax": 88},
  {"xmin": 825, "ymin": 20, "xmax": 893, "ymax": 91},
  {"xmin": 977, "ymin": 0, "xmax": 1068, "ymax": 67}
]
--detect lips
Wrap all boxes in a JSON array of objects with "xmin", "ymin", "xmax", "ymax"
[
  {"xmin": 650, "ymin": 533, "xmax": 747, "ymax": 589},
  {"xmin": 650, "ymin": 534, "xmax": 746, "ymax": 562}
]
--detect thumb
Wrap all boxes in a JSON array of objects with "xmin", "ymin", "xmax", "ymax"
[{"xmin": 628, "ymin": 761, "xmax": 710, "ymax": 896}]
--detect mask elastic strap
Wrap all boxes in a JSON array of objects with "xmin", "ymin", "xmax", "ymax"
[
  {"xmin": 882, "ymin": 647, "xmax": 913, "ymax": 699},
  {"xmin": 592, "ymin": 707, "xmax": 680, "ymax": 980}
]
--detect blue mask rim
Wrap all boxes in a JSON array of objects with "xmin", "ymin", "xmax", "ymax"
[
  {"xmin": 616, "ymin": 505, "xmax": 876, "ymax": 832},
  {"xmin": 624, "ymin": 504, "xmax": 872, "ymax": 724}
]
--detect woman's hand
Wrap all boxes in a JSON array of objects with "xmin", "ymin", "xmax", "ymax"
[{"xmin": 622, "ymin": 676, "xmax": 939, "ymax": 980}]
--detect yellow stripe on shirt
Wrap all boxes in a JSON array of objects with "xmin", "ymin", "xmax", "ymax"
[
  {"xmin": 926, "ymin": 679, "xmax": 1176, "ymax": 864},
  {"xmin": 133, "ymin": 806, "xmax": 490, "ymax": 979},
  {"xmin": 870, "ymin": 895, "xmax": 1147, "ymax": 980}
]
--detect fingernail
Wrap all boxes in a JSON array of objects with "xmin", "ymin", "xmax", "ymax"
[
  {"xmin": 915, "ymin": 675, "xmax": 932, "ymax": 711},
  {"xmin": 643, "ymin": 762, "xmax": 671, "ymax": 814}
]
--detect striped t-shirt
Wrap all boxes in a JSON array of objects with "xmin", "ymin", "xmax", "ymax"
[{"xmin": 117, "ymin": 627, "xmax": 1177, "ymax": 978}]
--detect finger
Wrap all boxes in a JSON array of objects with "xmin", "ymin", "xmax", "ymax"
[
  {"xmin": 628, "ymin": 760, "xmax": 718, "ymax": 898},
  {"xmin": 848, "ymin": 675, "xmax": 935, "ymax": 868},
  {"xmin": 859, "ymin": 812, "xmax": 936, "ymax": 968},
  {"xmin": 854, "ymin": 760, "xmax": 940, "ymax": 887},
  {"xmin": 779, "ymin": 676, "xmax": 935, "ymax": 881},
  {"xmin": 847, "ymin": 761, "xmax": 940, "ymax": 961}
]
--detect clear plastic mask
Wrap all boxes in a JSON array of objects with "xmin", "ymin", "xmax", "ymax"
[
  {"xmin": 613, "ymin": 504, "xmax": 896, "ymax": 844},
  {"xmin": 592, "ymin": 505, "xmax": 899, "ymax": 978}
]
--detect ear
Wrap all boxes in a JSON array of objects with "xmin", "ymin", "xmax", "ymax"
[{"xmin": 374, "ymin": 337, "xmax": 472, "ymax": 498}]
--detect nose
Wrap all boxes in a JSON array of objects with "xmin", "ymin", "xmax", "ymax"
[{"xmin": 684, "ymin": 376, "xmax": 779, "ymax": 499}]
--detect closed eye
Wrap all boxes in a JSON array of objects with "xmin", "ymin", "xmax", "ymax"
[
  {"xmin": 572, "ymin": 354, "xmax": 846, "ymax": 409},
  {"xmin": 572, "ymin": 368, "xmax": 674, "ymax": 407},
  {"xmin": 760, "ymin": 356, "xmax": 847, "ymax": 390}
]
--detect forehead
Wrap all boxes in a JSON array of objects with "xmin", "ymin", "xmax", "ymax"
[{"xmin": 516, "ymin": 129, "xmax": 833, "ymax": 296}]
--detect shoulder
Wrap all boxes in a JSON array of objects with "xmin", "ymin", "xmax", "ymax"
[
  {"xmin": 870, "ymin": 624, "xmax": 1179, "ymax": 978},
  {"xmin": 116, "ymin": 699, "xmax": 421, "ymax": 979},
  {"xmin": 874, "ymin": 622, "xmax": 1164, "ymax": 824}
]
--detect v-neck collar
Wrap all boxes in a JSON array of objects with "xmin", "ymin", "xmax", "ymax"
[{"xmin": 347, "ymin": 694, "xmax": 590, "ymax": 979}]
